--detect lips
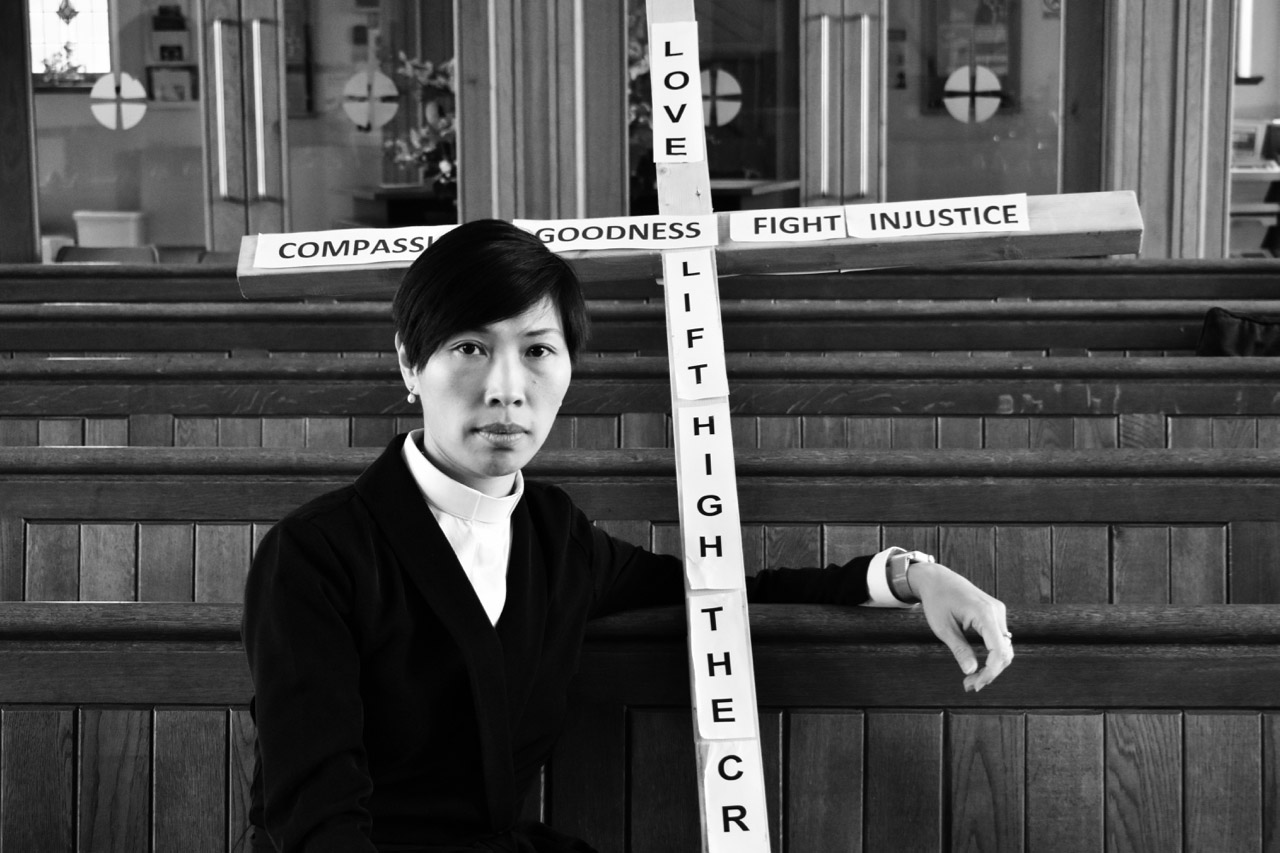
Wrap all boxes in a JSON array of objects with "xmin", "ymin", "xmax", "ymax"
[{"xmin": 476, "ymin": 423, "xmax": 527, "ymax": 435}]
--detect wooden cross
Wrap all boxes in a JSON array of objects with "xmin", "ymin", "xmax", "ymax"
[{"xmin": 234, "ymin": 7, "xmax": 1141, "ymax": 847}]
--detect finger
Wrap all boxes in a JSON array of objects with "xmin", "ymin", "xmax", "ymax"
[
  {"xmin": 965, "ymin": 619, "xmax": 1015, "ymax": 692},
  {"xmin": 929, "ymin": 614, "xmax": 980, "ymax": 677}
]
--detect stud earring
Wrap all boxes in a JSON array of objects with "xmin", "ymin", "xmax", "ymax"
[{"xmin": 407, "ymin": 389, "xmax": 417, "ymax": 404}]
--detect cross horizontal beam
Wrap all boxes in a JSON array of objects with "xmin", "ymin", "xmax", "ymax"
[{"xmin": 236, "ymin": 190, "xmax": 1142, "ymax": 300}]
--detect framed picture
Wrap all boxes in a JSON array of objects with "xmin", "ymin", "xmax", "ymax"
[
  {"xmin": 147, "ymin": 65, "xmax": 198, "ymax": 102},
  {"xmin": 150, "ymin": 30, "xmax": 191, "ymax": 64},
  {"xmin": 922, "ymin": 0, "xmax": 1021, "ymax": 117},
  {"xmin": 1232, "ymin": 121, "xmax": 1269, "ymax": 167}
]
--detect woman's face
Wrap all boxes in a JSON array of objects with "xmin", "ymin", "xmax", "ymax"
[{"xmin": 397, "ymin": 297, "xmax": 572, "ymax": 497}]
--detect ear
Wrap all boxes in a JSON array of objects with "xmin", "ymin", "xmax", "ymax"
[{"xmin": 394, "ymin": 333, "xmax": 416, "ymax": 389}]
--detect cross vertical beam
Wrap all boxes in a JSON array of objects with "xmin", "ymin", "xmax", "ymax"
[{"xmin": 646, "ymin": 2, "xmax": 772, "ymax": 851}]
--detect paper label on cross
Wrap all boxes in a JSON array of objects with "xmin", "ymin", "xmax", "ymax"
[
  {"xmin": 647, "ymin": 3, "xmax": 772, "ymax": 851},
  {"xmin": 649, "ymin": 21, "xmax": 707, "ymax": 163}
]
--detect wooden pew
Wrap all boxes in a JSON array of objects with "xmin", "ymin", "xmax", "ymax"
[
  {"xmin": 7, "ymin": 297, "xmax": 1280, "ymax": 358},
  {"xmin": 3, "ymin": 446, "xmax": 1278, "ymax": 605},
  {"xmin": 4, "ymin": 258, "xmax": 1279, "ymax": 303},
  {"xmin": 7, "ymin": 355, "xmax": 1280, "ymax": 450},
  {"xmin": 1, "ymin": 601, "xmax": 1276, "ymax": 851}
]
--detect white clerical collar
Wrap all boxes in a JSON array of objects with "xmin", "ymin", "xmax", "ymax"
[{"xmin": 401, "ymin": 429, "xmax": 523, "ymax": 523}]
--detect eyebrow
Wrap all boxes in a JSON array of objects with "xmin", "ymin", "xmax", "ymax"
[{"xmin": 522, "ymin": 327, "xmax": 566, "ymax": 338}]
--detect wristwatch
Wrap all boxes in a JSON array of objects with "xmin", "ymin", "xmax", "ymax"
[{"xmin": 887, "ymin": 550, "xmax": 933, "ymax": 604}]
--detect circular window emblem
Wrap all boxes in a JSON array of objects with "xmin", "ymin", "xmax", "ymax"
[
  {"xmin": 89, "ymin": 72, "xmax": 148, "ymax": 130},
  {"xmin": 342, "ymin": 70, "xmax": 401, "ymax": 130},
  {"xmin": 942, "ymin": 65, "xmax": 1003, "ymax": 123}
]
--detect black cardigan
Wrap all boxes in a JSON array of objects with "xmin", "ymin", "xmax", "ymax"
[{"xmin": 242, "ymin": 435, "xmax": 872, "ymax": 852}]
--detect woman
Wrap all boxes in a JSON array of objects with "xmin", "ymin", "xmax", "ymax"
[{"xmin": 243, "ymin": 219, "xmax": 1013, "ymax": 852}]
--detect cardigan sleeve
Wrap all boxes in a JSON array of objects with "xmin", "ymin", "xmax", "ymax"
[
  {"xmin": 579, "ymin": 505, "xmax": 873, "ymax": 616},
  {"xmin": 242, "ymin": 517, "xmax": 378, "ymax": 853}
]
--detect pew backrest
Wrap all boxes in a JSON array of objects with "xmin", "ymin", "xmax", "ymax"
[
  {"xmin": 7, "ymin": 355, "xmax": 1280, "ymax": 451},
  {"xmin": 3, "ymin": 446, "xmax": 1279, "ymax": 605}
]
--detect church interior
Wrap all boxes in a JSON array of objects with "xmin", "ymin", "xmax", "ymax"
[{"xmin": 1, "ymin": 0, "xmax": 1279, "ymax": 850}]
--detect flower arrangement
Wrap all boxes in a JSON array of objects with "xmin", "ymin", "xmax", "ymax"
[
  {"xmin": 41, "ymin": 42, "xmax": 85, "ymax": 86},
  {"xmin": 385, "ymin": 52, "xmax": 457, "ymax": 189}
]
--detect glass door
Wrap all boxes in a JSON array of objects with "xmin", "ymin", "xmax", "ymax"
[
  {"xmin": 628, "ymin": 0, "xmax": 1064, "ymax": 211},
  {"xmin": 629, "ymin": 0, "xmax": 802, "ymax": 213},
  {"xmin": 30, "ymin": 0, "xmax": 455, "ymax": 263},
  {"xmin": 883, "ymin": 0, "xmax": 1061, "ymax": 201}
]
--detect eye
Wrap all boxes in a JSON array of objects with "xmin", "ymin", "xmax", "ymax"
[
  {"xmin": 526, "ymin": 343, "xmax": 558, "ymax": 358},
  {"xmin": 450, "ymin": 341, "xmax": 488, "ymax": 357}
]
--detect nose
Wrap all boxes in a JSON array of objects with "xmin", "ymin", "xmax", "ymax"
[{"xmin": 485, "ymin": 350, "xmax": 526, "ymax": 407}]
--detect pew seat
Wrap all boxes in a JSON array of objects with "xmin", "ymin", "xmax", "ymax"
[{"xmin": 0, "ymin": 602, "xmax": 1275, "ymax": 851}]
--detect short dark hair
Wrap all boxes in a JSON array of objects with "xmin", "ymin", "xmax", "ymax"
[{"xmin": 392, "ymin": 219, "xmax": 589, "ymax": 369}]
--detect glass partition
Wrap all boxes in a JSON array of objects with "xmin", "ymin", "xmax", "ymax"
[{"xmin": 30, "ymin": 0, "xmax": 455, "ymax": 264}]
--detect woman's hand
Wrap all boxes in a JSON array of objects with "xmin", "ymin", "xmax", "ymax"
[{"xmin": 908, "ymin": 562, "xmax": 1014, "ymax": 692}]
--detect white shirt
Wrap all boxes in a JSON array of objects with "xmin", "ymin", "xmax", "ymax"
[
  {"xmin": 402, "ymin": 430, "xmax": 916, "ymax": 624},
  {"xmin": 402, "ymin": 430, "xmax": 521, "ymax": 625}
]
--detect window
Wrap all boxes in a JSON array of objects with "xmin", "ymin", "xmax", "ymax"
[{"xmin": 29, "ymin": 0, "xmax": 112, "ymax": 82}]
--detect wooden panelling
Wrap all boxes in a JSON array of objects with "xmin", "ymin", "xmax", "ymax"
[
  {"xmin": 130, "ymin": 414, "xmax": 175, "ymax": 447},
  {"xmin": 995, "ymin": 527, "xmax": 1053, "ymax": 605},
  {"xmin": 1266, "ymin": 714, "xmax": 1280, "ymax": 853},
  {"xmin": 1120, "ymin": 413, "xmax": 1165, "ymax": 448},
  {"xmin": 1185, "ymin": 713, "xmax": 1261, "ymax": 852},
  {"xmin": 865, "ymin": 712, "xmax": 943, "ymax": 852},
  {"xmin": 175, "ymin": 417, "xmax": 219, "ymax": 447},
  {"xmin": 0, "ymin": 419, "xmax": 37, "ymax": 446},
  {"xmin": 630, "ymin": 710, "xmax": 700, "ymax": 852},
  {"xmin": 80, "ymin": 523, "xmax": 136, "ymax": 601},
  {"xmin": 950, "ymin": 713, "xmax": 1024, "ymax": 852},
  {"xmin": 1105, "ymin": 713, "xmax": 1182, "ymax": 852},
  {"xmin": 7, "ymin": 298, "xmax": 1280, "ymax": 355},
  {"xmin": 85, "ymin": 417, "xmax": 129, "ymax": 447},
  {"xmin": 787, "ymin": 712, "xmax": 863, "ymax": 852},
  {"xmin": 26, "ymin": 523, "xmax": 79, "ymax": 601},
  {"xmin": 1025, "ymin": 714, "xmax": 1103, "ymax": 853},
  {"xmin": 1230, "ymin": 522, "xmax": 1280, "ymax": 604},
  {"xmin": 195, "ymin": 525, "xmax": 252, "ymax": 603},
  {"xmin": 262, "ymin": 417, "xmax": 308, "ymax": 448},
  {"xmin": 230, "ymin": 709, "xmax": 258, "ymax": 853},
  {"xmin": 1170, "ymin": 526, "xmax": 1226, "ymax": 604},
  {"xmin": 1113, "ymin": 526, "xmax": 1170, "ymax": 604},
  {"xmin": 79, "ymin": 708, "xmax": 151, "ymax": 851},
  {"xmin": 822, "ymin": 524, "xmax": 880, "ymax": 567},
  {"xmin": 154, "ymin": 709, "xmax": 229, "ymax": 852},
  {"xmin": 0, "ymin": 605, "xmax": 1274, "ymax": 848},
  {"xmin": 219, "ymin": 417, "xmax": 263, "ymax": 448},
  {"xmin": 939, "ymin": 526, "xmax": 996, "ymax": 595},
  {"xmin": 8, "ymin": 449, "xmax": 1280, "ymax": 603},
  {"xmin": 139, "ymin": 523, "xmax": 196, "ymax": 602},
  {"xmin": 8, "ymin": 260, "xmax": 1280, "ymax": 303},
  {"xmin": 1052, "ymin": 525, "xmax": 1109, "ymax": 604},
  {"xmin": 940, "ymin": 416, "xmax": 984, "ymax": 449},
  {"xmin": 764, "ymin": 524, "xmax": 821, "ymax": 572},
  {"xmin": 306, "ymin": 417, "xmax": 350, "ymax": 449},
  {"xmin": 38, "ymin": 418, "xmax": 82, "ymax": 447},
  {"xmin": 1, "ymin": 708, "xmax": 74, "ymax": 850},
  {"xmin": 17, "ymin": 356, "xmax": 1280, "ymax": 451}
]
